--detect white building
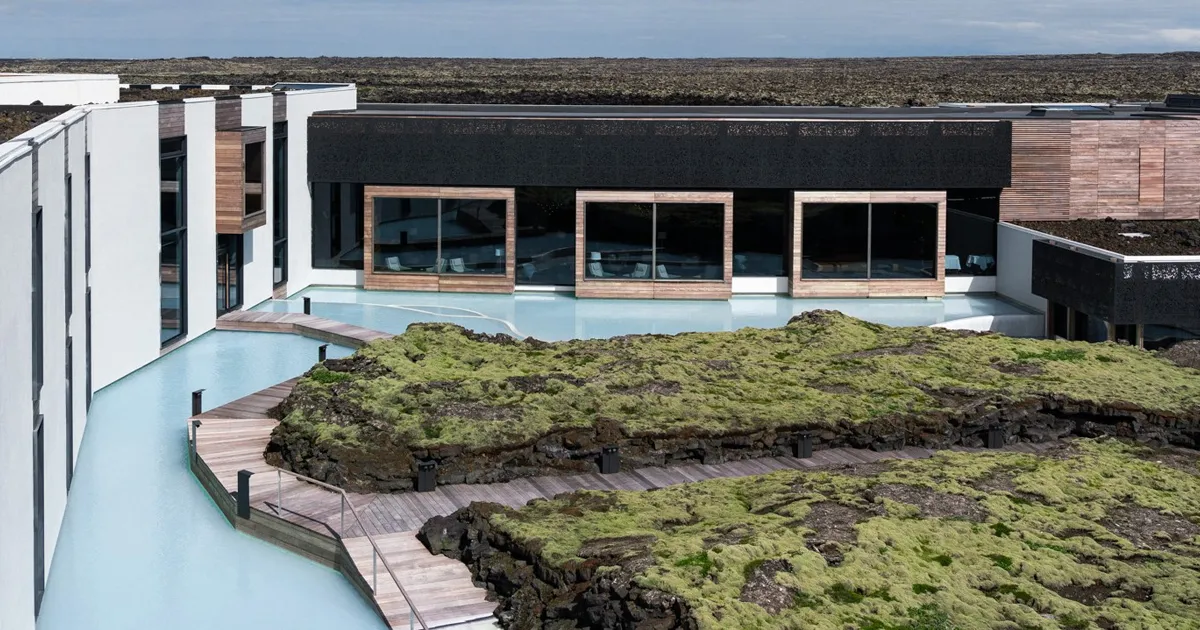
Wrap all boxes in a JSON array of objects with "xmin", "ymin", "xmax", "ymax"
[{"xmin": 0, "ymin": 78, "xmax": 356, "ymax": 630}]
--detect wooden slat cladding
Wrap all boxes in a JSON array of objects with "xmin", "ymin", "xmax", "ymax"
[
  {"xmin": 362, "ymin": 186, "xmax": 517, "ymax": 293},
  {"xmin": 273, "ymin": 92, "xmax": 287, "ymax": 122},
  {"xmin": 999, "ymin": 120, "xmax": 1072, "ymax": 220},
  {"xmin": 791, "ymin": 191, "xmax": 947, "ymax": 299},
  {"xmin": 574, "ymin": 190, "xmax": 734, "ymax": 300},
  {"xmin": 1097, "ymin": 121, "xmax": 1141, "ymax": 216},
  {"xmin": 159, "ymin": 102, "xmax": 185, "ymax": 139},
  {"xmin": 1165, "ymin": 120, "xmax": 1200, "ymax": 219},
  {"xmin": 215, "ymin": 97, "xmax": 243, "ymax": 131},
  {"xmin": 215, "ymin": 131, "xmax": 246, "ymax": 233},
  {"xmin": 1004, "ymin": 118, "xmax": 1200, "ymax": 221}
]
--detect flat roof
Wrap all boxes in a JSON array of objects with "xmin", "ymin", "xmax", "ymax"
[
  {"xmin": 1016, "ymin": 219, "xmax": 1200, "ymax": 256},
  {"xmin": 323, "ymin": 102, "xmax": 1200, "ymax": 121}
]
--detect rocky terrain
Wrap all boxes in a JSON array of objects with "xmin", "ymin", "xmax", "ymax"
[
  {"xmin": 3, "ymin": 53, "xmax": 1200, "ymax": 106},
  {"xmin": 419, "ymin": 439, "xmax": 1200, "ymax": 629},
  {"xmin": 266, "ymin": 311, "xmax": 1200, "ymax": 493}
]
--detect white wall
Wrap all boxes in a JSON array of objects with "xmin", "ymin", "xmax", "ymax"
[
  {"xmin": 240, "ymin": 94, "xmax": 276, "ymax": 306},
  {"xmin": 0, "ymin": 74, "xmax": 120, "ymax": 106},
  {"xmin": 67, "ymin": 119, "xmax": 87, "ymax": 471},
  {"xmin": 0, "ymin": 149, "xmax": 36, "ymax": 630},
  {"xmin": 88, "ymin": 103, "xmax": 161, "ymax": 390},
  {"xmin": 996, "ymin": 222, "xmax": 1048, "ymax": 313},
  {"xmin": 284, "ymin": 87, "xmax": 359, "ymax": 292},
  {"xmin": 185, "ymin": 99, "xmax": 218, "ymax": 336}
]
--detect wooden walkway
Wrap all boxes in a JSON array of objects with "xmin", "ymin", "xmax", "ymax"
[
  {"xmin": 195, "ymin": 314, "xmax": 1059, "ymax": 629},
  {"xmin": 216, "ymin": 310, "xmax": 394, "ymax": 348}
]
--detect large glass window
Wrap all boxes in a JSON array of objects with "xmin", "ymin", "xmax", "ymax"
[
  {"xmin": 217, "ymin": 234, "xmax": 243, "ymax": 315},
  {"xmin": 655, "ymin": 203, "xmax": 724, "ymax": 280},
  {"xmin": 65, "ymin": 336, "xmax": 73, "ymax": 491},
  {"xmin": 733, "ymin": 190, "xmax": 789, "ymax": 277},
  {"xmin": 585, "ymin": 203, "xmax": 653, "ymax": 279},
  {"xmin": 160, "ymin": 138, "xmax": 187, "ymax": 345},
  {"xmin": 515, "ymin": 187, "xmax": 575, "ymax": 286},
  {"xmin": 802, "ymin": 202, "xmax": 938, "ymax": 280},
  {"xmin": 442, "ymin": 199, "xmax": 506, "ymax": 274},
  {"xmin": 584, "ymin": 202, "xmax": 724, "ymax": 281},
  {"xmin": 801, "ymin": 203, "xmax": 869, "ymax": 279},
  {"xmin": 272, "ymin": 123, "xmax": 288, "ymax": 287},
  {"xmin": 311, "ymin": 182, "xmax": 364, "ymax": 270},
  {"xmin": 870, "ymin": 203, "xmax": 937, "ymax": 279},
  {"xmin": 373, "ymin": 197, "xmax": 507, "ymax": 275},
  {"xmin": 945, "ymin": 191, "xmax": 999, "ymax": 276},
  {"xmin": 374, "ymin": 198, "xmax": 440, "ymax": 273}
]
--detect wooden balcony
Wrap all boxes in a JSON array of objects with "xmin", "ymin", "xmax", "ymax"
[{"xmin": 216, "ymin": 126, "xmax": 268, "ymax": 234}]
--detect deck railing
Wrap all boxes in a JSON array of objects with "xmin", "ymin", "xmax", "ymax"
[{"xmin": 268, "ymin": 466, "xmax": 429, "ymax": 630}]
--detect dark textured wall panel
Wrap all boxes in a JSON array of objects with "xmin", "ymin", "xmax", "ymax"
[
  {"xmin": 308, "ymin": 116, "xmax": 1012, "ymax": 190},
  {"xmin": 215, "ymin": 97, "xmax": 243, "ymax": 131},
  {"xmin": 1032, "ymin": 240, "xmax": 1200, "ymax": 328}
]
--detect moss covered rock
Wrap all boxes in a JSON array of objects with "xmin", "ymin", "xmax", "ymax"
[
  {"xmin": 420, "ymin": 440, "xmax": 1200, "ymax": 629},
  {"xmin": 267, "ymin": 311, "xmax": 1200, "ymax": 492}
]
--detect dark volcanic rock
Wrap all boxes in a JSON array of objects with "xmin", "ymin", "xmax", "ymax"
[{"xmin": 418, "ymin": 505, "xmax": 697, "ymax": 629}]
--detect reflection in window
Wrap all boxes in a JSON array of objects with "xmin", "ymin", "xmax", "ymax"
[
  {"xmin": 655, "ymin": 203, "xmax": 723, "ymax": 280},
  {"xmin": 374, "ymin": 198, "xmax": 439, "ymax": 273},
  {"xmin": 584, "ymin": 203, "xmax": 653, "ymax": 279},
  {"xmin": 801, "ymin": 203, "xmax": 869, "ymax": 279},
  {"xmin": 311, "ymin": 182, "xmax": 364, "ymax": 270},
  {"xmin": 441, "ymin": 199, "xmax": 506, "ymax": 275},
  {"xmin": 732, "ymin": 190, "xmax": 789, "ymax": 277},
  {"xmin": 160, "ymin": 138, "xmax": 187, "ymax": 345},
  {"xmin": 945, "ymin": 191, "xmax": 999, "ymax": 276},
  {"xmin": 372, "ymin": 198, "xmax": 508, "ymax": 275},
  {"xmin": 516, "ymin": 187, "xmax": 575, "ymax": 286},
  {"xmin": 870, "ymin": 203, "xmax": 937, "ymax": 279},
  {"xmin": 217, "ymin": 234, "xmax": 242, "ymax": 315}
]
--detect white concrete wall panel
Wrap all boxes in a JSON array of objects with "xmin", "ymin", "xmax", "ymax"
[
  {"xmin": 284, "ymin": 88, "xmax": 358, "ymax": 292},
  {"xmin": 68, "ymin": 118, "xmax": 88, "ymax": 466},
  {"xmin": 36, "ymin": 131, "xmax": 68, "ymax": 573},
  {"xmin": 0, "ymin": 154, "xmax": 36, "ymax": 630},
  {"xmin": 185, "ymin": 99, "xmax": 218, "ymax": 336},
  {"xmin": 996, "ymin": 222, "xmax": 1048, "ymax": 313},
  {"xmin": 87, "ymin": 104, "xmax": 161, "ymax": 390},
  {"xmin": 0, "ymin": 74, "xmax": 120, "ymax": 106},
  {"xmin": 241, "ymin": 94, "xmax": 275, "ymax": 307}
]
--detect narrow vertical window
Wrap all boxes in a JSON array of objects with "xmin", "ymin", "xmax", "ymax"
[
  {"xmin": 272, "ymin": 122, "xmax": 288, "ymax": 287},
  {"xmin": 66, "ymin": 336, "xmax": 74, "ymax": 490},
  {"xmin": 160, "ymin": 138, "xmax": 188, "ymax": 345},
  {"xmin": 65, "ymin": 174, "xmax": 73, "ymax": 320}
]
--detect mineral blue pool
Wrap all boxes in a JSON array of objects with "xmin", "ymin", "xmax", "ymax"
[
  {"xmin": 258, "ymin": 287, "xmax": 1036, "ymax": 340},
  {"xmin": 42, "ymin": 289, "xmax": 1034, "ymax": 629}
]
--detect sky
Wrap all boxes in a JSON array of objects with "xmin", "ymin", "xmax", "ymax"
[{"xmin": 0, "ymin": 0, "xmax": 1199, "ymax": 58}]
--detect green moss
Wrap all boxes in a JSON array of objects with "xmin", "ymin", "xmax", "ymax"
[
  {"xmin": 991, "ymin": 522, "xmax": 1014, "ymax": 537},
  {"xmin": 482, "ymin": 440, "xmax": 1200, "ymax": 630},
  {"xmin": 676, "ymin": 551, "xmax": 715, "ymax": 577},
  {"xmin": 987, "ymin": 554, "xmax": 1014, "ymax": 571},
  {"xmin": 277, "ymin": 312, "xmax": 1200, "ymax": 452}
]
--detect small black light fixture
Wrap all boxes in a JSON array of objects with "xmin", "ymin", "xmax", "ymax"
[
  {"xmin": 191, "ymin": 389, "xmax": 205, "ymax": 416},
  {"xmin": 987, "ymin": 427, "xmax": 1005, "ymax": 450},
  {"xmin": 318, "ymin": 343, "xmax": 329, "ymax": 362},
  {"xmin": 600, "ymin": 446, "xmax": 621, "ymax": 474},
  {"xmin": 416, "ymin": 460, "xmax": 437, "ymax": 492},
  {"xmin": 793, "ymin": 432, "xmax": 813, "ymax": 459},
  {"xmin": 236, "ymin": 469, "xmax": 254, "ymax": 518},
  {"xmin": 302, "ymin": 296, "xmax": 312, "ymax": 315}
]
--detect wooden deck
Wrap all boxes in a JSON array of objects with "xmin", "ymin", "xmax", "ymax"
[
  {"xmin": 194, "ymin": 314, "xmax": 1060, "ymax": 630},
  {"xmin": 216, "ymin": 310, "xmax": 394, "ymax": 348}
]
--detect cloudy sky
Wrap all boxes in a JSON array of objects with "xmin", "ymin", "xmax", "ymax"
[{"xmin": 1, "ymin": 0, "xmax": 1198, "ymax": 58}]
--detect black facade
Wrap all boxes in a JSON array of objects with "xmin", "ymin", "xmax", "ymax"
[
  {"xmin": 1032, "ymin": 240, "xmax": 1200, "ymax": 329},
  {"xmin": 309, "ymin": 116, "xmax": 1011, "ymax": 190}
]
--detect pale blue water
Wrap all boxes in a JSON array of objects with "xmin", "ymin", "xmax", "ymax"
[
  {"xmin": 37, "ymin": 332, "xmax": 382, "ymax": 630},
  {"xmin": 258, "ymin": 287, "xmax": 1035, "ymax": 340},
  {"xmin": 41, "ymin": 290, "xmax": 1032, "ymax": 629}
]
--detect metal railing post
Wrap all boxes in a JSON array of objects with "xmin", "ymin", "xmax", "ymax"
[
  {"xmin": 277, "ymin": 469, "xmax": 283, "ymax": 513},
  {"xmin": 372, "ymin": 549, "xmax": 378, "ymax": 594},
  {"xmin": 340, "ymin": 494, "xmax": 345, "ymax": 537}
]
